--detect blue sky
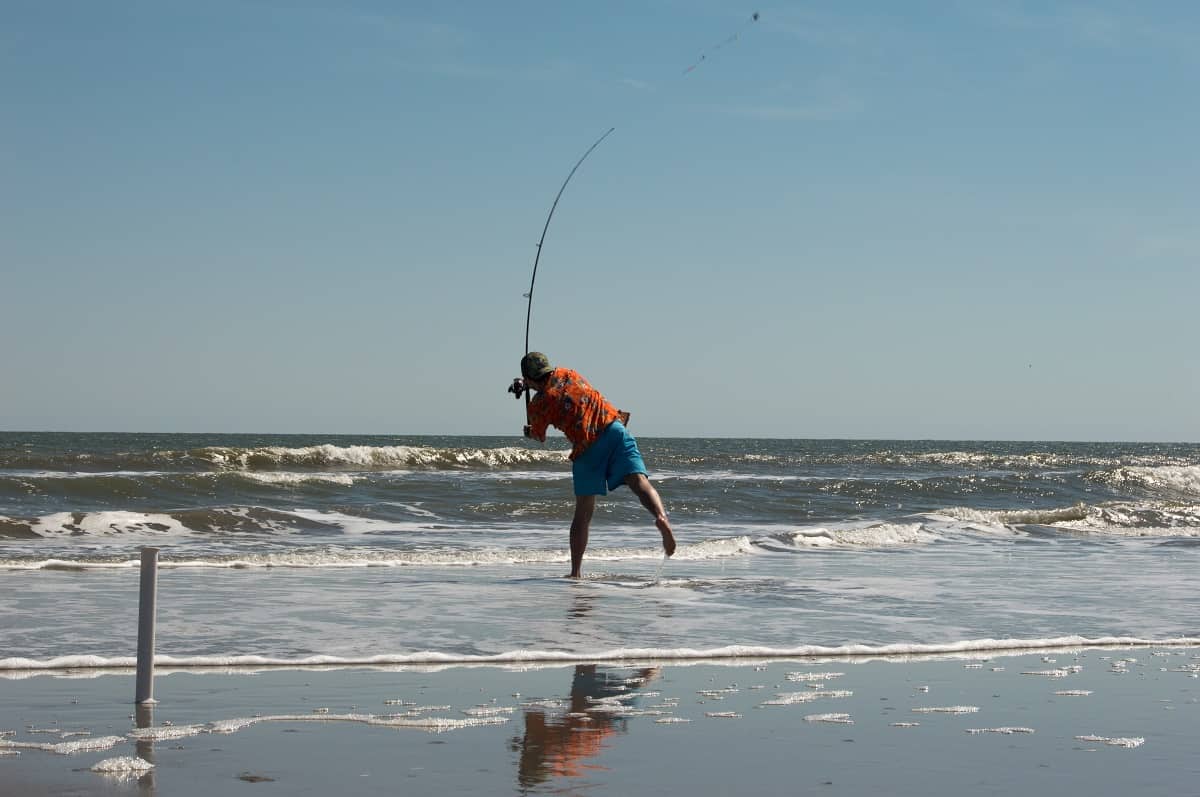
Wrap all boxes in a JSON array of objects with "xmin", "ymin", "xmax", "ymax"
[{"xmin": 2, "ymin": 1, "xmax": 1197, "ymax": 440}]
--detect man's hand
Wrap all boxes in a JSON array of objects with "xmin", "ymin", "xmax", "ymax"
[{"xmin": 523, "ymin": 425, "xmax": 532, "ymax": 438}]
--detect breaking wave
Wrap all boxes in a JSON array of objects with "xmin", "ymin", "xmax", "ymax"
[
  {"xmin": 1090, "ymin": 465, "xmax": 1200, "ymax": 499},
  {"xmin": 0, "ymin": 507, "xmax": 341, "ymax": 541},
  {"xmin": 671, "ymin": 450, "xmax": 1195, "ymax": 471},
  {"xmin": 194, "ymin": 444, "xmax": 569, "ymax": 471},
  {"xmin": 933, "ymin": 501, "xmax": 1200, "ymax": 536},
  {"xmin": 0, "ymin": 444, "xmax": 569, "ymax": 473}
]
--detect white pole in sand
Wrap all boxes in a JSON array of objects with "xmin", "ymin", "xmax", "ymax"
[{"xmin": 135, "ymin": 547, "xmax": 159, "ymax": 704}]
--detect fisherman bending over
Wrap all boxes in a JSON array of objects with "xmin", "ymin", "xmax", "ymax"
[{"xmin": 517, "ymin": 352, "xmax": 676, "ymax": 578}]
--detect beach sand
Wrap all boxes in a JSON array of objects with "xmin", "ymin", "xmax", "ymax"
[{"xmin": 2, "ymin": 646, "xmax": 1197, "ymax": 796}]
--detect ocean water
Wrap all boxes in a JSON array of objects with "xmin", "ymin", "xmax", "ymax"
[{"xmin": 1, "ymin": 433, "xmax": 1198, "ymax": 671}]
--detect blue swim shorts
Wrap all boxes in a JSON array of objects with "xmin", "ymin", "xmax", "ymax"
[{"xmin": 571, "ymin": 421, "xmax": 647, "ymax": 497}]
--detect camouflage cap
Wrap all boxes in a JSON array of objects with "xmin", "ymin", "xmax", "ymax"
[{"xmin": 521, "ymin": 352, "xmax": 553, "ymax": 381}]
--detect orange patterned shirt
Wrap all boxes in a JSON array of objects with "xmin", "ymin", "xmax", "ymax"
[{"xmin": 526, "ymin": 367, "xmax": 626, "ymax": 460}]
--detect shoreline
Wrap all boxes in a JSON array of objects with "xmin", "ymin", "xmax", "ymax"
[
  {"xmin": 3, "ymin": 646, "xmax": 1197, "ymax": 796},
  {"xmin": 3, "ymin": 636, "xmax": 1200, "ymax": 677}
]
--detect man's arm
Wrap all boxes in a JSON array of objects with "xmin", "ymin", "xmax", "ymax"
[{"xmin": 525, "ymin": 397, "xmax": 549, "ymax": 442}]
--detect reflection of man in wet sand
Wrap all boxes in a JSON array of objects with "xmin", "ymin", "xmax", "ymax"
[{"xmin": 513, "ymin": 664, "xmax": 660, "ymax": 790}]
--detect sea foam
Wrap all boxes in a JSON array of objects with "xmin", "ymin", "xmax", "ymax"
[
  {"xmin": 789, "ymin": 523, "xmax": 939, "ymax": 548},
  {"xmin": 91, "ymin": 756, "xmax": 154, "ymax": 773},
  {"xmin": 3, "ymin": 636, "xmax": 1197, "ymax": 673},
  {"xmin": 0, "ymin": 735, "xmax": 124, "ymax": 755},
  {"xmin": 0, "ymin": 535, "xmax": 753, "ymax": 571}
]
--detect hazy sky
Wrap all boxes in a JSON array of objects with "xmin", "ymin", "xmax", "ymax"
[{"xmin": 3, "ymin": 1, "xmax": 1197, "ymax": 440}]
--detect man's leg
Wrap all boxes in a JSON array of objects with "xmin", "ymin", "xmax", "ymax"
[
  {"xmin": 624, "ymin": 473, "xmax": 676, "ymax": 556},
  {"xmin": 569, "ymin": 495, "xmax": 596, "ymax": 578}
]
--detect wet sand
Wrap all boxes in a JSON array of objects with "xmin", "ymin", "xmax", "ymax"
[{"xmin": 2, "ymin": 646, "xmax": 1197, "ymax": 796}]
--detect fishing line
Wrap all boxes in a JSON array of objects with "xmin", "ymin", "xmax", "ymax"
[
  {"xmin": 684, "ymin": 11, "xmax": 760, "ymax": 74},
  {"xmin": 512, "ymin": 11, "xmax": 762, "ymax": 403}
]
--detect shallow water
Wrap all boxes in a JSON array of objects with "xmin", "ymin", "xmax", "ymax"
[{"xmin": 1, "ymin": 434, "xmax": 1198, "ymax": 667}]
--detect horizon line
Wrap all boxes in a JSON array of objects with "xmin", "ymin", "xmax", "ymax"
[{"xmin": 2, "ymin": 430, "xmax": 1197, "ymax": 445}]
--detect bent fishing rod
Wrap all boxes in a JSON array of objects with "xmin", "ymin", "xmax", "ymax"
[{"xmin": 507, "ymin": 126, "xmax": 616, "ymax": 407}]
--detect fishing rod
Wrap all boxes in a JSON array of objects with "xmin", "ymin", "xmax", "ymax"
[{"xmin": 507, "ymin": 126, "xmax": 616, "ymax": 405}]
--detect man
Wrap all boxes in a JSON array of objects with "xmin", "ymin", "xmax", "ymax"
[{"xmin": 518, "ymin": 352, "xmax": 675, "ymax": 578}]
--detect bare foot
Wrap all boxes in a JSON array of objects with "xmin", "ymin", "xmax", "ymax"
[
  {"xmin": 655, "ymin": 515, "xmax": 676, "ymax": 557},
  {"xmin": 565, "ymin": 572, "xmax": 582, "ymax": 579}
]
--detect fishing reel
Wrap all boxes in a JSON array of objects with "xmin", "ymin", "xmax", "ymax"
[{"xmin": 507, "ymin": 377, "xmax": 526, "ymax": 400}]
